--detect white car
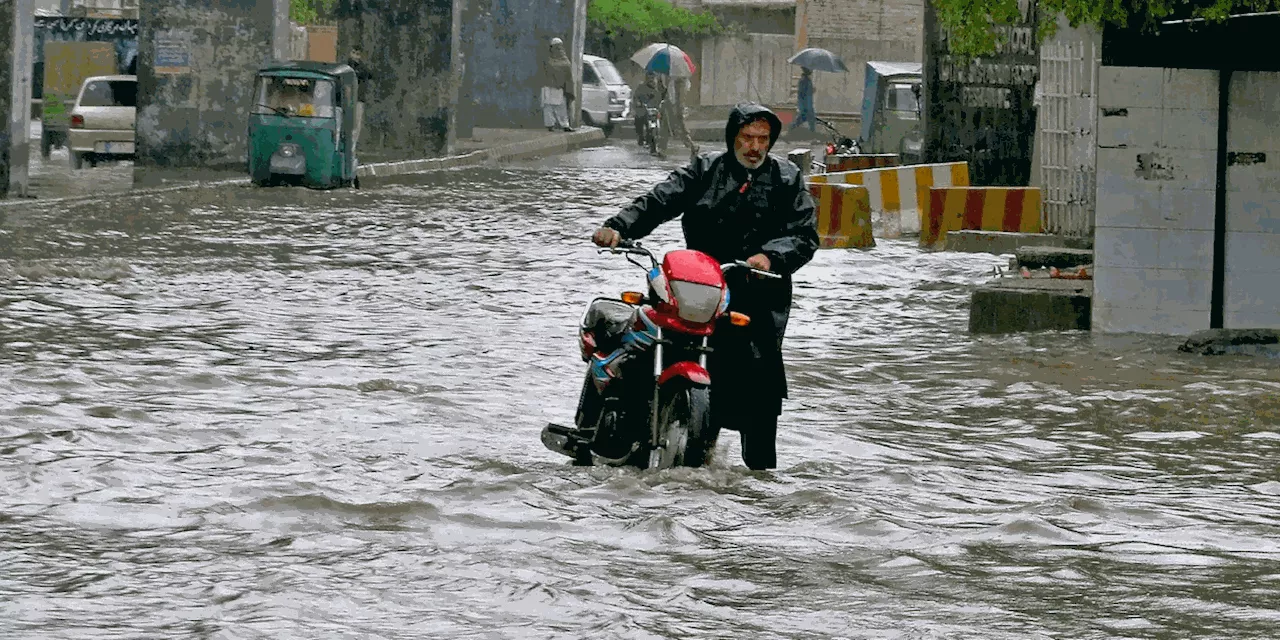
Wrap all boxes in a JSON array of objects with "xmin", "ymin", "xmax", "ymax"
[
  {"xmin": 67, "ymin": 74, "xmax": 136, "ymax": 169},
  {"xmin": 580, "ymin": 54, "xmax": 631, "ymax": 136}
]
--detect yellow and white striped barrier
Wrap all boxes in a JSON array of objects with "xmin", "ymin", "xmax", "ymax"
[
  {"xmin": 807, "ymin": 183, "xmax": 874, "ymax": 249},
  {"xmin": 808, "ymin": 162, "xmax": 970, "ymax": 237},
  {"xmin": 922, "ymin": 187, "xmax": 1042, "ymax": 248}
]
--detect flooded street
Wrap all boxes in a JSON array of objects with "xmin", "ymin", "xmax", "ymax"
[{"xmin": 2, "ymin": 141, "xmax": 1279, "ymax": 639}]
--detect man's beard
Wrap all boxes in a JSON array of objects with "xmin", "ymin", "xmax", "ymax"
[{"xmin": 735, "ymin": 148, "xmax": 766, "ymax": 170}]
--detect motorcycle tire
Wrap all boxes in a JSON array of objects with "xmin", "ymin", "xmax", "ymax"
[{"xmin": 646, "ymin": 384, "xmax": 716, "ymax": 469}]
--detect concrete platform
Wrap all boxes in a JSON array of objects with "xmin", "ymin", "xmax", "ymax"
[
  {"xmin": 947, "ymin": 230, "xmax": 1092, "ymax": 255},
  {"xmin": 970, "ymin": 277, "xmax": 1092, "ymax": 334}
]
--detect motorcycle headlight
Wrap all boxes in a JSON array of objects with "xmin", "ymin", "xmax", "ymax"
[{"xmin": 278, "ymin": 143, "xmax": 301, "ymax": 157}]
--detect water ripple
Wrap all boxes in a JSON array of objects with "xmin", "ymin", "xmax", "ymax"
[{"xmin": 1, "ymin": 142, "xmax": 1277, "ymax": 639}]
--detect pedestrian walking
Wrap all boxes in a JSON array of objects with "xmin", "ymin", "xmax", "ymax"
[
  {"xmin": 662, "ymin": 76, "xmax": 700, "ymax": 162},
  {"xmin": 790, "ymin": 67, "xmax": 816, "ymax": 133}
]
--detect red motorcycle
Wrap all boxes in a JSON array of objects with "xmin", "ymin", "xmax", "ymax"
[{"xmin": 542, "ymin": 240, "xmax": 779, "ymax": 469}]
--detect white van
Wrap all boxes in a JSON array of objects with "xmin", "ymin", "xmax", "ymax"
[{"xmin": 580, "ymin": 54, "xmax": 631, "ymax": 136}]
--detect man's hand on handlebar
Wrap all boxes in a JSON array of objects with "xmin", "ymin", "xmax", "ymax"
[
  {"xmin": 745, "ymin": 253, "xmax": 772, "ymax": 273},
  {"xmin": 592, "ymin": 227, "xmax": 621, "ymax": 248}
]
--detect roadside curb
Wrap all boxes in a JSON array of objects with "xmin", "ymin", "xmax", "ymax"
[
  {"xmin": 1, "ymin": 128, "xmax": 607, "ymax": 210},
  {"xmin": 357, "ymin": 128, "xmax": 606, "ymax": 183},
  {"xmin": 0, "ymin": 176, "xmax": 252, "ymax": 210}
]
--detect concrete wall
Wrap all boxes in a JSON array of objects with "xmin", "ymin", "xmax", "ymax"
[
  {"xmin": 1, "ymin": 0, "xmax": 34, "ymax": 198},
  {"xmin": 134, "ymin": 0, "xmax": 287, "ymax": 182},
  {"xmin": 456, "ymin": 0, "xmax": 582, "ymax": 134},
  {"xmin": 700, "ymin": 34, "xmax": 792, "ymax": 107},
  {"xmin": 338, "ymin": 0, "xmax": 458, "ymax": 157},
  {"xmin": 1223, "ymin": 71, "xmax": 1280, "ymax": 329},
  {"xmin": 799, "ymin": 0, "xmax": 922, "ymax": 114},
  {"xmin": 1093, "ymin": 67, "xmax": 1217, "ymax": 334}
]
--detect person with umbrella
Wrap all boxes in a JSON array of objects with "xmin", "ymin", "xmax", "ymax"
[
  {"xmin": 790, "ymin": 67, "xmax": 816, "ymax": 133},
  {"xmin": 786, "ymin": 48, "xmax": 849, "ymax": 135},
  {"xmin": 631, "ymin": 44, "xmax": 700, "ymax": 161}
]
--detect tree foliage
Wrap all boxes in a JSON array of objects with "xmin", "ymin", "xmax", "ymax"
[
  {"xmin": 586, "ymin": 0, "xmax": 727, "ymax": 63},
  {"xmin": 290, "ymin": 0, "xmax": 337, "ymax": 25},
  {"xmin": 931, "ymin": 0, "xmax": 1280, "ymax": 57}
]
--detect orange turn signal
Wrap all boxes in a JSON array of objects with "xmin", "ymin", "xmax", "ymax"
[
  {"xmin": 729, "ymin": 311, "xmax": 751, "ymax": 326},
  {"xmin": 621, "ymin": 291, "xmax": 645, "ymax": 305}
]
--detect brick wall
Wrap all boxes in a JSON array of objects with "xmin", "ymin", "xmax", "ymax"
[
  {"xmin": 805, "ymin": 0, "xmax": 920, "ymax": 43},
  {"xmin": 799, "ymin": 0, "xmax": 922, "ymax": 113}
]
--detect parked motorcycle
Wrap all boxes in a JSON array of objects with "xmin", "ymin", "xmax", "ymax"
[
  {"xmin": 542, "ymin": 240, "xmax": 779, "ymax": 470},
  {"xmin": 641, "ymin": 103, "xmax": 667, "ymax": 156},
  {"xmin": 817, "ymin": 117, "xmax": 862, "ymax": 156}
]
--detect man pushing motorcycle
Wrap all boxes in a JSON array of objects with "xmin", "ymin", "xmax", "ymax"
[{"xmin": 591, "ymin": 103, "xmax": 819, "ymax": 470}]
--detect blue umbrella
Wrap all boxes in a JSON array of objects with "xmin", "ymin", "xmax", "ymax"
[{"xmin": 788, "ymin": 47, "xmax": 849, "ymax": 73}]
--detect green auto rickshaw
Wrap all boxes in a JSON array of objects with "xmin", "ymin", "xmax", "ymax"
[
  {"xmin": 248, "ymin": 61, "xmax": 362, "ymax": 189},
  {"xmin": 859, "ymin": 61, "xmax": 924, "ymax": 164}
]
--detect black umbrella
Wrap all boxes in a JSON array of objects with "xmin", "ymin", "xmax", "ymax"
[{"xmin": 787, "ymin": 47, "xmax": 849, "ymax": 73}]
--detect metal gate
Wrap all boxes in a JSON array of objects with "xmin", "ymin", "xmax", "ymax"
[{"xmin": 1038, "ymin": 22, "xmax": 1100, "ymax": 238}]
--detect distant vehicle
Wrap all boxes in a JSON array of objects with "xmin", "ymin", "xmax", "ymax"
[
  {"xmin": 580, "ymin": 54, "xmax": 631, "ymax": 137},
  {"xmin": 67, "ymin": 74, "xmax": 136, "ymax": 170},
  {"xmin": 860, "ymin": 61, "xmax": 924, "ymax": 164},
  {"xmin": 247, "ymin": 61, "xmax": 361, "ymax": 190}
]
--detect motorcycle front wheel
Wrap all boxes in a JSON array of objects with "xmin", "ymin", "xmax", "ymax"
[{"xmin": 647, "ymin": 384, "xmax": 716, "ymax": 469}]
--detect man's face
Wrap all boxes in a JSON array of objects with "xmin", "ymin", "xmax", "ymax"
[{"xmin": 734, "ymin": 119, "xmax": 772, "ymax": 170}]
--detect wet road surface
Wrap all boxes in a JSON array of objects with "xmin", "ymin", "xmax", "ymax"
[{"xmin": 2, "ymin": 140, "xmax": 1279, "ymax": 639}]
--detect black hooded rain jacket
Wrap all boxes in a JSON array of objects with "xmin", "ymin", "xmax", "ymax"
[{"xmin": 602, "ymin": 103, "xmax": 818, "ymax": 415}]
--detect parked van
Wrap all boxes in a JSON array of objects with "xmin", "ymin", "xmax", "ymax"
[{"xmin": 580, "ymin": 54, "xmax": 631, "ymax": 137}]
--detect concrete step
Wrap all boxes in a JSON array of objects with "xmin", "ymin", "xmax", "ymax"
[
  {"xmin": 969, "ymin": 277, "xmax": 1092, "ymax": 334},
  {"xmin": 947, "ymin": 230, "xmax": 1092, "ymax": 255}
]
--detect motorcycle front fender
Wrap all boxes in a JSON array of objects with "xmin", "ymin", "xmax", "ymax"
[{"xmin": 657, "ymin": 361, "xmax": 710, "ymax": 388}]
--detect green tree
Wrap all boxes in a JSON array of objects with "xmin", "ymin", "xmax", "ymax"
[
  {"xmin": 931, "ymin": 0, "xmax": 1280, "ymax": 57},
  {"xmin": 290, "ymin": 0, "xmax": 337, "ymax": 25},
  {"xmin": 586, "ymin": 0, "xmax": 727, "ymax": 64}
]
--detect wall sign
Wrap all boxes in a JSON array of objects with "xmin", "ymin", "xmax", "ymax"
[
  {"xmin": 35, "ymin": 18, "xmax": 139, "ymax": 36},
  {"xmin": 155, "ymin": 30, "xmax": 192, "ymax": 75}
]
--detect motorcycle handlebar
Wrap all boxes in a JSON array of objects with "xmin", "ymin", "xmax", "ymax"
[
  {"xmin": 722, "ymin": 260, "xmax": 782, "ymax": 279},
  {"xmin": 597, "ymin": 241, "xmax": 779, "ymax": 278}
]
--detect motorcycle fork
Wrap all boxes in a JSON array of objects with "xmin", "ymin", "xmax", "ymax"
[
  {"xmin": 648, "ymin": 332, "xmax": 711, "ymax": 449},
  {"xmin": 649, "ymin": 327, "xmax": 664, "ymax": 448}
]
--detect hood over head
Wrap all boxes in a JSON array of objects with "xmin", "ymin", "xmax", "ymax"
[
  {"xmin": 724, "ymin": 102, "xmax": 782, "ymax": 156},
  {"xmin": 549, "ymin": 38, "xmax": 568, "ymax": 61}
]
